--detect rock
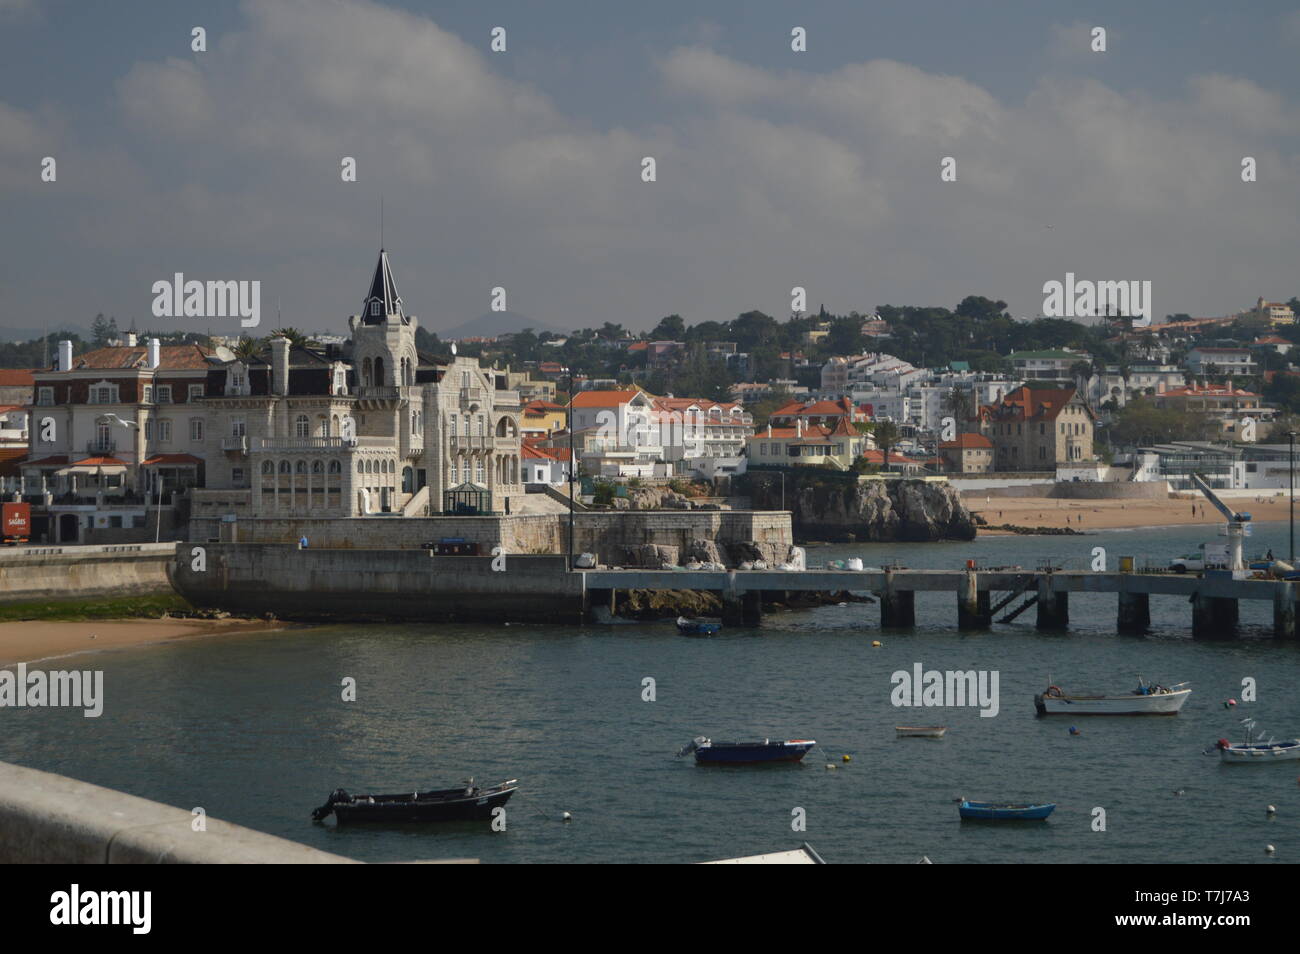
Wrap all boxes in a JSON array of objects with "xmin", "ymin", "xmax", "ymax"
[
  {"xmin": 685, "ymin": 539, "xmax": 724, "ymax": 565},
  {"xmin": 754, "ymin": 474, "xmax": 976, "ymax": 543},
  {"xmin": 622, "ymin": 543, "xmax": 680, "ymax": 567}
]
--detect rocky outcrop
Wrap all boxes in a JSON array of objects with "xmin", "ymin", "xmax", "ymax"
[
  {"xmin": 753, "ymin": 474, "xmax": 976, "ymax": 543},
  {"xmin": 621, "ymin": 543, "xmax": 680, "ymax": 567}
]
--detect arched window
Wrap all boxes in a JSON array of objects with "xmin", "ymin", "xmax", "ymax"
[
  {"xmin": 261, "ymin": 460, "xmax": 274, "ymax": 474},
  {"xmin": 317, "ymin": 416, "xmax": 329, "ymax": 437},
  {"xmin": 295, "ymin": 415, "xmax": 309, "ymax": 438},
  {"xmin": 357, "ymin": 459, "xmax": 364, "ymax": 474},
  {"xmin": 328, "ymin": 459, "xmax": 341, "ymax": 474},
  {"xmin": 362, "ymin": 357, "xmax": 372, "ymax": 386},
  {"xmin": 374, "ymin": 357, "xmax": 385, "ymax": 386},
  {"xmin": 278, "ymin": 460, "xmax": 291, "ymax": 474},
  {"xmin": 296, "ymin": 459, "xmax": 307, "ymax": 474},
  {"xmin": 312, "ymin": 459, "xmax": 324, "ymax": 474},
  {"xmin": 332, "ymin": 414, "xmax": 340, "ymax": 435}
]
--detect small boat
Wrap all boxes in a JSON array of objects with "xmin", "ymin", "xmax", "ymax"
[
  {"xmin": 311, "ymin": 778, "xmax": 518, "ymax": 824},
  {"xmin": 1214, "ymin": 719, "xmax": 1300, "ymax": 763},
  {"xmin": 678, "ymin": 736, "xmax": 816, "ymax": 764},
  {"xmin": 896, "ymin": 726, "xmax": 947, "ymax": 738},
  {"xmin": 958, "ymin": 800, "xmax": 1055, "ymax": 821},
  {"xmin": 677, "ymin": 616, "xmax": 721, "ymax": 636},
  {"xmin": 1035, "ymin": 677, "xmax": 1190, "ymax": 716}
]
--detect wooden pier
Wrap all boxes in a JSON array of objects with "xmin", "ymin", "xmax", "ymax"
[{"xmin": 579, "ymin": 567, "xmax": 1299, "ymax": 639}]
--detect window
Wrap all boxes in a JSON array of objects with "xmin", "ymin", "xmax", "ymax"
[
  {"xmin": 143, "ymin": 385, "xmax": 154, "ymax": 403},
  {"xmin": 144, "ymin": 421, "xmax": 153, "ymax": 441},
  {"xmin": 312, "ymin": 460, "xmax": 324, "ymax": 474},
  {"xmin": 188, "ymin": 385, "xmax": 204, "ymax": 401},
  {"xmin": 295, "ymin": 414, "xmax": 309, "ymax": 438},
  {"xmin": 156, "ymin": 386, "xmax": 172, "ymax": 404},
  {"xmin": 231, "ymin": 418, "xmax": 246, "ymax": 437},
  {"xmin": 37, "ymin": 387, "xmax": 54, "ymax": 406},
  {"xmin": 475, "ymin": 459, "xmax": 485, "ymax": 484},
  {"xmin": 91, "ymin": 385, "xmax": 117, "ymax": 404},
  {"xmin": 232, "ymin": 467, "xmax": 246, "ymax": 486},
  {"xmin": 189, "ymin": 419, "xmax": 203, "ymax": 442},
  {"xmin": 296, "ymin": 460, "xmax": 307, "ymax": 474},
  {"xmin": 328, "ymin": 460, "xmax": 341, "ymax": 474},
  {"xmin": 370, "ymin": 301, "xmax": 380, "ymax": 316},
  {"xmin": 261, "ymin": 460, "xmax": 274, "ymax": 475},
  {"xmin": 157, "ymin": 419, "xmax": 172, "ymax": 442}
]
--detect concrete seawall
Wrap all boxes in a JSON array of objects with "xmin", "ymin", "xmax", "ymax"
[
  {"xmin": 0, "ymin": 543, "xmax": 177, "ymax": 604},
  {"xmin": 171, "ymin": 546, "xmax": 587, "ymax": 622},
  {"xmin": 0, "ymin": 760, "xmax": 358, "ymax": 863}
]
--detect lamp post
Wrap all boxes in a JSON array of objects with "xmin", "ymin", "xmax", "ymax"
[
  {"xmin": 1289, "ymin": 430, "xmax": 1296, "ymax": 563},
  {"xmin": 567, "ymin": 396, "xmax": 575, "ymax": 570}
]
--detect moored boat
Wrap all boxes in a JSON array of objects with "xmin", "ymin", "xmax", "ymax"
[
  {"xmin": 1214, "ymin": 719, "xmax": 1300, "ymax": 763},
  {"xmin": 678, "ymin": 736, "xmax": 815, "ymax": 764},
  {"xmin": 896, "ymin": 726, "xmax": 947, "ymax": 738},
  {"xmin": 958, "ymin": 800, "xmax": 1055, "ymax": 821},
  {"xmin": 311, "ymin": 778, "xmax": 518, "ymax": 823},
  {"xmin": 1034, "ymin": 678, "xmax": 1190, "ymax": 716},
  {"xmin": 676, "ymin": 616, "xmax": 721, "ymax": 636}
]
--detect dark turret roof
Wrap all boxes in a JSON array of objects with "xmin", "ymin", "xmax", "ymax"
[{"xmin": 361, "ymin": 248, "xmax": 406, "ymax": 324}]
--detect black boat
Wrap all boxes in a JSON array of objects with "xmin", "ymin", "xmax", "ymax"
[{"xmin": 311, "ymin": 778, "xmax": 518, "ymax": 824}]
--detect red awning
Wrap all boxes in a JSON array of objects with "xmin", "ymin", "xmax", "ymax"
[{"xmin": 142, "ymin": 453, "xmax": 203, "ymax": 466}]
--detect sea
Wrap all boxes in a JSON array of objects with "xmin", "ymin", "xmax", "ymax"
[{"xmin": 3, "ymin": 522, "xmax": 1298, "ymax": 864}]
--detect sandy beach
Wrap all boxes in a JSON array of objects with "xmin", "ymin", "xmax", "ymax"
[
  {"xmin": 969, "ymin": 492, "xmax": 1296, "ymax": 534},
  {"xmin": 0, "ymin": 619, "xmax": 292, "ymax": 668}
]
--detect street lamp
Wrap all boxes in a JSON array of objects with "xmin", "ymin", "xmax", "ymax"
[{"xmin": 1289, "ymin": 430, "xmax": 1296, "ymax": 563}]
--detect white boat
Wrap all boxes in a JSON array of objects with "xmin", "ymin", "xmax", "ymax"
[
  {"xmin": 1034, "ymin": 678, "xmax": 1190, "ymax": 715},
  {"xmin": 1215, "ymin": 719, "xmax": 1300, "ymax": 763},
  {"xmin": 895, "ymin": 726, "xmax": 947, "ymax": 738}
]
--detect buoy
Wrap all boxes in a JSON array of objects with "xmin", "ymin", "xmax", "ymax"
[
  {"xmin": 871, "ymin": 640, "xmax": 882, "ymax": 647},
  {"xmin": 1266, "ymin": 844, "xmax": 1275, "ymax": 854},
  {"xmin": 1225, "ymin": 699, "xmax": 1237, "ymax": 708},
  {"xmin": 842, "ymin": 754, "xmax": 851, "ymax": 762},
  {"xmin": 825, "ymin": 763, "xmax": 836, "ymax": 770},
  {"xmin": 562, "ymin": 811, "xmax": 572, "ymax": 822},
  {"xmin": 1069, "ymin": 726, "xmax": 1081, "ymax": 735},
  {"xmin": 1267, "ymin": 805, "xmax": 1277, "ymax": 815}
]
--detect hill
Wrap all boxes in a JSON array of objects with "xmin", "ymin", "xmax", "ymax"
[{"xmin": 436, "ymin": 311, "xmax": 567, "ymax": 339}]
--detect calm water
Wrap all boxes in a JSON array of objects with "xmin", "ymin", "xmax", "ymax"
[{"xmin": 4, "ymin": 523, "xmax": 1299, "ymax": 863}]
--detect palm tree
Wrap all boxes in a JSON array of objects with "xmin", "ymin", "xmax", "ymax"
[
  {"xmin": 233, "ymin": 336, "xmax": 262, "ymax": 360},
  {"xmin": 872, "ymin": 420, "xmax": 901, "ymax": 473},
  {"xmin": 272, "ymin": 327, "xmax": 309, "ymax": 348},
  {"xmin": 943, "ymin": 386, "xmax": 975, "ymax": 429}
]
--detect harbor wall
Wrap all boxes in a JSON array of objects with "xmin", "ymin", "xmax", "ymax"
[
  {"xmin": 960, "ymin": 481, "xmax": 1172, "ymax": 500},
  {"xmin": 0, "ymin": 543, "xmax": 177, "ymax": 604},
  {"xmin": 0, "ymin": 760, "xmax": 360, "ymax": 864},
  {"xmin": 189, "ymin": 511, "xmax": 792, "ymax": 566},
  {"xmin": 170, "ymin": 546, "xmax": 589, "ymax": 622}
]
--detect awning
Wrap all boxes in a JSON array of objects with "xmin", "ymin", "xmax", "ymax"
[
  {"xmin": 142, "ymin": 454, "xmax": 203, "ymax": 467},
  {"xmin": 59, "ymin": 456, "xmax": 128, "ymax": 475}
]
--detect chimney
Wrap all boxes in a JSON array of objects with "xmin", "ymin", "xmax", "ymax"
[
  {"xmin": 797, "ymin": 419, "xmax": 803, "ymax": 438},
  {"xmin": 270, "ymin": 335, "xmax": 290, "ymax": 396},
  {"xmin": 57, "ymin": 339, "xmax": 73, "ymax": 372},
  {"xmin": 767, "ymin": 422, "xmax": 772, "ymax": 438},
  {"xmin": 125, "ymin": 331, "xmax": 138, "ymax": 347},
  {"xmin": 147, "ymin": 337, "xmax": 161, "ymax": 369}
]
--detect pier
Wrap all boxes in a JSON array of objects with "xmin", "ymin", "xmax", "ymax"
[{"xmin": 580, "ymin": 567, "xmax": 1300, "ymax": 639}]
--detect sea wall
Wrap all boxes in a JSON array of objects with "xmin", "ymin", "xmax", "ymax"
[
  {"xmin": 188, "ymin": 511, "xmax": 792, "ymax": 567},
  {"xmin": 961, "ymin": 481, "xmax": 1173, "ymax": 501},
  {"xmin": 171, "ymin": 547, "xmax": 589, "ymax": 622},
  {"xmin": 0, "ymin": 543, "xmax": 176, "ymax": 604},
  {"xmin": 0, "ymin": 760, "xmax": 361, "ymax": 864}
]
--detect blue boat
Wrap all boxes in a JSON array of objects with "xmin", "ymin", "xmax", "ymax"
[
  {"xmin": 958, "ymin": 800, "xmax": 1055, "ymax": 821},
  {"xmin": 676, "ymin": 616, "xmax": 721, "ymax": 636},
  {"xmin": 678, "ymin": 737, "xmax": 816, "ymax": 764}
]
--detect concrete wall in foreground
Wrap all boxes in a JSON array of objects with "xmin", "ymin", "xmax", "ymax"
[
  {"xmin": 0, "ymin": 543, "xmax": 177, "ymax": 604},
  {"xmin": 0, "ymin": 760, "xmax": 358, "ymax": 864}
]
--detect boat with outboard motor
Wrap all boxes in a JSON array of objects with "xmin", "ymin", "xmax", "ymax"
[{"xmin": 311, "ymin": 778, "xmax": 518, "ymax": 823}]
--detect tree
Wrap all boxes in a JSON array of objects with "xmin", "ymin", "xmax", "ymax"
[
  {"xmin": 943, "ymin": 386, "xmax": 975, "ymax": 427},
  {"xmin": 233, "ymin": 336, "xmax": 262, "ymax": 360},
  {"xmin": 272, "ymin": 327, "xmax": 308, "ymax": 347},
  {"xmin": 872, "ymin": 420, "xmax": 901, "ymax": 472},
  {"xmin": 650, "ymin": 314, "xmax": 685, "ymax": 340},
  {"xmin": 91, "ymin": 313, "xmax": 118, "ymax": 347}
]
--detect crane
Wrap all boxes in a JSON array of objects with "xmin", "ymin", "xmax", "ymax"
[{"xmin": 1189, "ymin": 473, "xmax": 1251, "ymax": 572}]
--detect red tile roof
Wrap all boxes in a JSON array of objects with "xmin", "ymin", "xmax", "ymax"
[
  {"xmin": 142, "ymin": 453, "xmax": 203, "ymax": 465},
  {"xmin": 64, "ymin": 343, "xmax": 213, "ymax": 371},
  {"xmin": 0, "ymin": 370, "xmax": 36, "ymax": 386},
  {"xmin": 940, "ymin": 433, "xmax": 993, "ymax": 449},
  {"xmin": 569, "ymin": 389, "xmax": 642, "ymax": 408}
]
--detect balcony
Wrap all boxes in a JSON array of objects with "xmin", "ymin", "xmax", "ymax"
[
  {"xmin": 85, "ymin": 439, "xmax": 117, "ymax": 455},
  {"xmin": 459, "ymin": 387, "xmax": 483, "ymax": 406},
  {"xmin": 255, "ymin": 436, "xmax": 356, "ymax": 452},
  {"xmin": 221, "ymin": 435, "xmax": 248, "ymax": 453}
]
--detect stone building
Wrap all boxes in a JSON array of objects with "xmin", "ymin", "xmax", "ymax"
[{"xmin": 978, "ymin": 385, "xmax": 1094, "ymax": 471}]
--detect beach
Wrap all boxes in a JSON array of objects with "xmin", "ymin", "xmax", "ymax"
[
  {"xmin": 0, "ymin": 618, "xmax": 291, "ymax": 667},
  {"xmin": 969, "ymin": 492, "xmax": 1296, "ymax": 534}
]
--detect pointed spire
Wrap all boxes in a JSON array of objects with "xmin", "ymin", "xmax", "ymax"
[{"xmin": 361, "ymin": 248, "xmax": 405, "ymax": 324}]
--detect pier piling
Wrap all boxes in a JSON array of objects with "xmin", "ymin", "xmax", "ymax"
[
  {"xmin": 1273, "ymin": 583, "xmax": 1297, "ymax": 640},
  {"xmin": 957, "ymin": 571, "xmax": 991, "ymax": 630},
  {"xmin": 1117, "ymin": 591, "xmax": 1150, "ymax": 634},
  {"xmin": 1191, "ymin": 592, "xmax": 1238, "ymax": 639},
  {"xmin": 880, "ymin": 570, "xmax": 916, "ymax": 628},
  {"xmin": 1034, "ymin": 576, "xmax": 1069, "ymax": 630}
]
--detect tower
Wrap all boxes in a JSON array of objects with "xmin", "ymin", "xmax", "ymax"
[{"xmin": 348, "ymin": 249, "xmax": 418, "ymax": 389}]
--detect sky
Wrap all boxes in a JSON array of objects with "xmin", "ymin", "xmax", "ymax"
[{"xmin": 2, "ymin": 0, "xmax": 1298, "ymax": 339}]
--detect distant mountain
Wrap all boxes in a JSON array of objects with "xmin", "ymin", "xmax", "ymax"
[{"xmin": 436, "ymin": 311, "xmax": 567, "ymax": 339}]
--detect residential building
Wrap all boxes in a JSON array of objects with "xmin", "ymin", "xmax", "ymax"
[
  {"xmin": 939, "ymin": 432, "xmax": 995, "ymax": 473},
  {"xmin": 1008, "ymin": 349, "xmax": 1090, "ymax": 381},
  {"xmin": 1253, "ymin": 297, "xmax": 1296, "ymax": 326},
  {"xmin": 746, "ymin": 418, "xmax": 869, "ymax": 471},
  {"xmin": 1186, "ymin": 347, "xmax": 1256, "ymax": 377},
  {"xmin": 979, "ymin": 385, "xmax": 1095, "ymax": 471}
]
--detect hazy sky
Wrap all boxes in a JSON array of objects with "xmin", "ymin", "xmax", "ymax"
[{"xmin": 2, "ymin": 0, "xmax": 1298, "ymax": 338}]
